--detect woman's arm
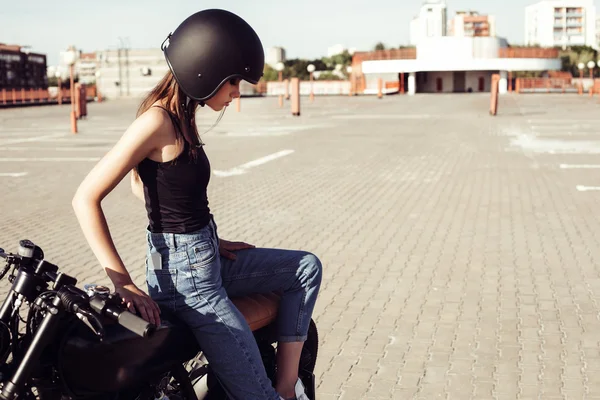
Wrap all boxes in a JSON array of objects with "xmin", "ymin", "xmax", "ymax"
[{"xmin": 72, "ymin": 109, "xmax": 169, "ymax": 325}]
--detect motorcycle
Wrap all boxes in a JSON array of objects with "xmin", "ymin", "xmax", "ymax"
[{"xmin": 0, "ymin": 239, "xmax": 318, "ymax": 399}]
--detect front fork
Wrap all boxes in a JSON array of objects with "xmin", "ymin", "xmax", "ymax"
[{"xmin": 0, "ymin": 295, "xmax": 63, "ymax": 400}]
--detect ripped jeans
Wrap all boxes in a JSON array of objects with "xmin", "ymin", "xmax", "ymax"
[{"xmin": 145, "ymin": 218, "xmax": 322, "ymax": 400}]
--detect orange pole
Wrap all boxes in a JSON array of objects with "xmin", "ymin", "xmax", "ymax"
[
  {"xmin": 70, "ymin": 64, "xmax": 78, "ymax": 134},
  {"xmin": 377, "ymin": 78, "xmax": 383, "ymax": 99},
  {"xmin": 490, "ymin": 74, "xmax": 499, "ymax": 116},
  {"xmin": 284, "ymin": 78, "xmax": 289, "ymax": 100},
  {"xmin": 235, "ymin": 97, "xmax": 240, "ymax": 112},
  {"xmin": 309, "ymin": 72, "xmax": 314, "ymax": 102},
  {"xmin": 400, "ymin": 72, "xmax": 405, "ymax": 94},
  {"xmin": 1, "ymin": 89, "xmax": 5, "ymax": 105},
  {"xmin": 291, "ymin": 77, "xmax": 300, "ymax": 116},
  {"xmin": 278, "ymin": 71, "xmax": 283, "ymax": 108},
  {"xmin": 508, "ymin": 71, "xmax": 512, "ymax": 92}
]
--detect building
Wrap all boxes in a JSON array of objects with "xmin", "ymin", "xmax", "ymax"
[
  {"xmin": 0, "ymin": 43, "xmax": 47, "ymax": 90},
  {"xmin": 94, "ymin": 48, "xmax": 170, "ymax": 99},
  {"xmin": 265, "ymin": 47, "xmax": 286, "ymax": 67},
  {"xmin": 410, "ymin": 0, "xmax": 448, "ymax": 46},
  {"xmin": 351, "ymin": 36, "xmax": 561, "ymax": 95},
  {"xmin": 449, "ymin": 11, "xmax": 496, "ymax": 37},
  {"xmin": 525, "ymin": 0, "xmax": 597, "ymax": 49}
]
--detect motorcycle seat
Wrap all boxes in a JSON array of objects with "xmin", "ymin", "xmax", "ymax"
[{"xmin": 230, "ymin": 292, "xmax": 281, "ymax": 331}]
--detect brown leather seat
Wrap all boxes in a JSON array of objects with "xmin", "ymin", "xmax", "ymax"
[{"xmin": 231, "ymin": 292, "xmax": 281, "ymax": 331}]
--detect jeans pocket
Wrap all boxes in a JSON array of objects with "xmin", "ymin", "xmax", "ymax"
[
  {"xmin": 190, "ymin": 239, "xmax": 218, "ymax": 268},
  {"xmin": 146, "ymin": 267, "xmax": 178, "ymax": 305}
]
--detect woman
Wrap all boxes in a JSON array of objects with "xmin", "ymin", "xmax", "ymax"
[{"xmin": 72, "ymin": 9, "xmax": 322, "ymax": 400}]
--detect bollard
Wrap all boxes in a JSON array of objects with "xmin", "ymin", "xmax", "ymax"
[
  {"xmin": 284, "ymin": 79, "xmax": 289, "ymax": 100},
  {"xmin": 81, "ymin": 84, "xmax": 88, "ymax": 117},
  {"xmin": 490, "ymin": 74, "xmax": 500, "ymax": 116},
  {"xmin": 290, "ymin": 77, "xmax": 300, "ymax": 116},
  {"xmin": 75, "ymin": 84, "xmax": 82, "ymax": 119},
  {"xmin": 400, "ymin": 72, "xmax": 405, "ymax": 94},
  {"xmin": 1, "ymin": 89, "xmax": 5, "ymax": 105},
  {"xmin": 235, "ymin": 97, "xmax": 241, "ymax": 112},
  {"xmin": 377, "ymin": 78, "xmax": 383, "ymax": 99}
]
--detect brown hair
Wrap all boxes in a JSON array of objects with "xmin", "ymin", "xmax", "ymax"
[{"xmin": 136, "ymin": 71, "xmax": 202, "ymax": 158}]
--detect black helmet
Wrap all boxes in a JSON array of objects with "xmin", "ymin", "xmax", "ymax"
[{"xmin": 161, "ymin": 9, "xmax": 265, "ymax": 102}]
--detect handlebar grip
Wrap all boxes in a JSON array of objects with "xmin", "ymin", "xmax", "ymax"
[{"xmin": 116, "ymin": 310, "xmax": 156, "ymax": 338}]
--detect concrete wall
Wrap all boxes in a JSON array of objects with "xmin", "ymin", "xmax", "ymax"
[
  {"xmin": 96, "ymin": 48, "xmax": 168, "ymax": 99},
  {"xmin": 363, "ymin": 72, "xmax": 400, "ymax": 92}
]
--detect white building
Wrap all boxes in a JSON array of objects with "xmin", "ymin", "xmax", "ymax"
[
  {"xmin": 354, "ymin": 36, "xmax": 561, "ymax": 95},
  {"xmin": 265, "ymin": 47, "xmax": 286, "ymax": 67},
  {"xmin": 410, "ymin": 0, "xmax": 448, "ymax": 46},
  {"xmin": 525, "ymin": 0, "xmax": 597, "ymax": 49}
]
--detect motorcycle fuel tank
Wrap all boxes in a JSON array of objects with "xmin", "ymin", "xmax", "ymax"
[{"xmin": 58, "ymin": 317, "xmax": 198, "ymax": 396}]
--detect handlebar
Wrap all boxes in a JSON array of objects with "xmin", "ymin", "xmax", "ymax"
[{"xmin": 0, "ymin": 243, "xmax": 156, "ymax": 339}]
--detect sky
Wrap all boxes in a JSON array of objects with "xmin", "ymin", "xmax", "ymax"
[{"xmin": 2, "ymin": 0, "xmax": 600, "ymax": 66}]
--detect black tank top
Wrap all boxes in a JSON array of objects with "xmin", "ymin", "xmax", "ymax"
[{"xmin": 137, "ymin": 106, "xmax": 211, "ymax": 233}]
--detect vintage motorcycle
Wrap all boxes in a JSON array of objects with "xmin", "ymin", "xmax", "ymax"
[{"xmin": 0, "ymin": 239, "xmax": 318, "ymax": 399}]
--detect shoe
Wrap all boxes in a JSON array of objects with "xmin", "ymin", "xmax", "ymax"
[{"xmin": 279, "ymin": 378, "xmax": 309, "ymax": 400}]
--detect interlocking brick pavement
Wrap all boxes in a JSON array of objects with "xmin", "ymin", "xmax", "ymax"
[{"xmin": 1, "ymin": 93, "xmax": 600, "ymax": 399}]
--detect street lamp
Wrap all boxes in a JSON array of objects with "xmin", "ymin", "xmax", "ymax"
[
  {"xmin": 588, "ymin": 60, "xmax": 596, "ymax": 80},
  {"xmin": 63, "ymin": 46, "xmax": 79, "ymax": 134},
  {"xmin": 95, "ymin": 70, "xmax": 103, "ymax": 103},
  {"xmin": 578, "ymin": 62, "xmax": 585, "ymax": 95},
  {"xmin": 275, "ymin": 62, "xmax": 284, "ymax": 107},
  {"xmin": 307, "ymin": 64, "xmax": 315, "ymax": 102}
]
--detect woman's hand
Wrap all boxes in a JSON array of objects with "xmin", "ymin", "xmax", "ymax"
[
  {"xmin": 114, "ymin": 283, "xmax": 161, "ymax": 326},
  {"xmin": 219, "ymin": 238, "xmax": 255, "ymax": 260}
]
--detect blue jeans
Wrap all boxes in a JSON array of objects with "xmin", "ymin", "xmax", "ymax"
[{"xmin": 145, "ymin": 218, "xmax": 322, "ymax": 400}]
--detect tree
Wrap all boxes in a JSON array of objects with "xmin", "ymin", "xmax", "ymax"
[
  {"xmin": 559, "ymin": 45, "xmax": 598, "ymax": 77},
  {"xmin": 316, "ymin": 71, "xmax": 344, "ymax": 81},
  {"xmin": 262, "ymin": 64, "xmax": 279, "ymax": 81},
  {"xmin": 374, "ymin": 42, "xmax": 386, "ymax": 51}
]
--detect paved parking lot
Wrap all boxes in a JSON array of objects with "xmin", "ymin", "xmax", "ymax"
[{"xmin": 2, "ymin": 92, "xmax": 600, "ymax": 399}]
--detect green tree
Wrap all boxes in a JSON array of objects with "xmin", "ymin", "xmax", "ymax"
[
  {"xmin": 262, "ymin": 64, "xmax": 279, "ymax": 81},
  {"xmin": 316, "ymin": 71, "xmax": 343, "ymax": 81},
  {"xmin": 559, "ymin": 45, "xmax": 598, "ymax": 77},
  {"xmin": 374, "ymin": 42, "xmax": 386, "ymax": 51}
]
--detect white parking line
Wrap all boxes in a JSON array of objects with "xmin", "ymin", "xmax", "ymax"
[
  {"xmin": 560, "ymin": 164, "xmax": 600, "ymax": 169},
  {"xmin": 0, "ymin": 157, "xmax": 100, "ymax": 162},
  {"xmin": 213, "ymin": 150, "xmax": 295, "ymax": 177},
  {"xmin": 0, "ymin": 134, "xmax": 66, "ymax": 146},
  {"xmin": 1, "ymin": 146, "xmax": 111, "ymax": 152},
  {"xmin": 0, "ymin": 172, "xmax": 28, "ymax": 177},
  {"xmin": 577, "ymin": 186, "xmax": 600, "ymax": 191}
]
